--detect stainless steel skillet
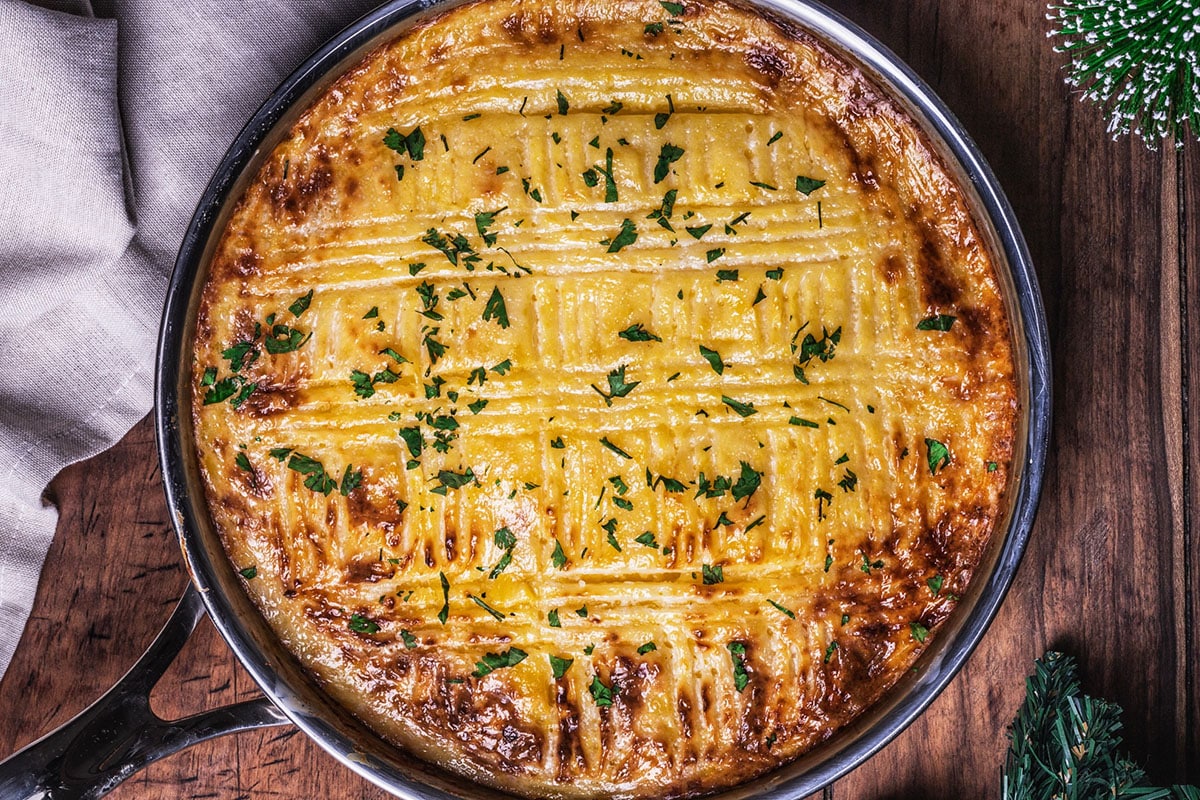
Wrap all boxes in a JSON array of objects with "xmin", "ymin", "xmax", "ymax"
[{"xmin": 0, "ymin": 0, "xmax": 1051, "ymax": 796}]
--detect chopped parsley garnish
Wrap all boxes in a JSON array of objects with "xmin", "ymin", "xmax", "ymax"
[
  {"xmin": 860, "ymin": 552, "xmax": 884, "ymax": 574},
  {"xmin": 599, "ymin": 437, "xmax": 633, "ymax": 459},
  {"xmin": 340, "ymin": 465, "xmax": 362, "ymax": 496},
  {"xmin": 686, "ymin": 223, "xmax": 712, "ymax": 239},
  {"xmin": 474, "ymin": 208, "xmax": 505, "ymax": 246},
  {"xmin": 380, "ymin": 347, "xmax": 407, "ymax": 364},
  {"xmin": 721, "ymin": 396, "xmax": 757, "ymax": 417},
  {"xmin": 815, "ymin": 487, "xmax": 833, "ymax": 521},
  {"xmin": 288, "ymin": 289, "xmax": 313, "ymax": 317},
  {"xmin": 701, "ymin": 563, "xmax": 724, "ymax": 584},
  {"xmin": 750, "ymin": 180, "xmax": 777, "ymax": 191},
  {"xmin": 707, "ymin": 248, "xmax": 727, "ymax": 264},
  {"xmin": 917, "ymin": 314, "xmax": 957, "ymax": 331},
  {"xmin": 619, "ymin": 323, "xmax": 661, "ymax": 342},
  {"xmin": 603, "ymin": 218, "xmax": 638, "ymax": 253},
  {"xmin": 910, "ymin": 622, "xmax": 930, "ymax": 643},
  {"xmin": 469, "ymin": 594, "xmax": 506, "ymax": 621},
  {"xmin": 731, "ymin": 461, "xmax": 762, "ymax": 502},
  {"xmin": 837, "ymin": 468, "xmax": 858, "ymax": 493},
  {"xmin": 660, "ymin": 0, "xmax": 684, "ymax": 13},
  {"xmin": 645, "ymin": 21, "xmax": 664, "ymax": 35},
  {"xmin": 422, "ymin": 228, "xmax": 477, "ymax": 267},
  {"xmin": 789, "ymin": 416, "xmax": 819, "ymax": 428},
  {"xmin": 348, "ymin": 613, "xmax": 379, "ymax": 634},
  {"xmin": 239, "ymin": 565, "xmax": 258, "ymax": 580},
  {"xmin": 263, "ymin": 322, "xmax": 311, "ymax": 354},
  {"xmin": 201, "ymin": 366, "xmax": 217, "ymax": 386},
  {"xmin": 647, "ymin": 189, "xmax": 676, "ymax": 230},
  {"xmin": 491, "ymin": 359, "xmax": 513, "ymax": 375},
  {"xmin": 550, "ymin": 655, "xmax": 574, "ymax": 679},
  {"xmin": 551, "ymin": 539, "xmax": 567, "ymax": 568},
  {"xmin": 926, "ymin": 438, "xmax": 951, "ymax": 474},
  {"xmin": 795, "ymin": 175, "xmax": 825, "ymax": 195},
  {"xmin": 727, "ymin": 642, "xmax": 749, "ymax": 691},
  {"xmin": 928, "ymin": 574, "xmax": 944, "ymax": 596},
  {"xmin": 482, "ymin": 286, "xmax": 510, "ymax": 328},
  {"xmin": 575, "ymin": 605, "xmax": 589, "ymax": 617},
  {"xmin": 638, "ymin": 642, "xmax": 658, "ymax": 655},
  {"xmin": 437, "ymin": 571, "xmax": 450, "ymax": 624},
  {"xmin": 434, "ymin": 467, "xmax": 476, "ymax": 492},
  {"xmin": 753, "ymin": 286, "xmax": 767, "ymax": 305},
  {"xmin": 547, "ymin": 609, "xmax": 562, "ymax": 628},
  {"xmin": 592, "ymin": 364, "xmax": 640, "ymax": 405},
  {"xmin": 589, "ymin": 675, "xmax": 615, "ymax": 706},
  {"xmin": 655, "ymin": 93, "xmax": 676, "ymax": 129},
  {"xmin": 422, "ymin": 328, "xmax": 447, "ymax": 364},
  {"xmin": 383, "ymin": 126, "xmax": 426, "ymax": 161},
  {"xmin": 988, "ymin": 461, "xmax": 999, "ymax": 472},
  {"xmin": 823, "ymin": 641, "xmax": 838, "ymax": 663},
  {"xmin": 767, "ymin": 131, "xmax": 783, "ymax": 145},
  {"xmin": 634, "ymin": 531, "xmax": 658, "ymax": 548},
  {"xmin": 286, "ymin": 453, "xmax": 337, "ymax": 495},
  {"xmin": 400, "ymin": 630, "xmax": 418, "ymax": 649},
  {"xmin": 699, "ymin": 345, "xmax": 725, "ymax": 374},
  {"xmin": 234, "ymin": 452, "xmax": 254, "ymax": 475},
  {"xmin": 556, "ymin": 89, "xmax": 570, "ymax": 115},
  {"xmin": 767, "ymin": 599, "xmax": 795, "ymax": 619},
  {"xmin": 472, "ymin": 647, "xmax": 528, "ymax": 677},
  {"xmin": 765, "ymin": 267, "xmax": 783, "ymax": 280},
  {"xmin": 222, "ymin": 342, "xmax": 258, "ymax": 373},
  {"xmin": 653, "ymin": 143, "xmax": 684, "ymax": 183}
]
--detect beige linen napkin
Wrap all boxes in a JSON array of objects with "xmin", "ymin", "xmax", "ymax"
[{"xmin": 0, "ymin": 0, "xmax": 380, "ymax": 679}]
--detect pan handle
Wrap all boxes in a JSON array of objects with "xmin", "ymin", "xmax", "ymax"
[{"xmin": 0, "ymin": 584, "xmax": 289, "ymax": 800}]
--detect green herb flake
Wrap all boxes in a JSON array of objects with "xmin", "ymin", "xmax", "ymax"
[
  {"xmin": 789, "ymin": 416, "xmax": 819, "ymax": 428},
  {"xmin": 599, "ymin": 437, "xmax": 633, "ymax": 460},
  {"xmin": 239, "ymin": 565, "xmax": 258, "ymax": 580},
  {"xmin": 348, "ymin": 613, "xmax": 379, "ymax": 634},
  {"xmin": 340, "ymin": 464, "xmax": 363, "ymax": 496},
  {"xmin": 917, "ymin": 314, "xmax": 957, "ymax": 331},
  {"xmin": 288, "ymin": 289, "xmax": 313, "ymax": 317},
  {"xmin": 472, "ymin": 647, "xmax": 528, "ymax": 677},
  {"xmin": 550, "ymin": 655, "xmax": 574, "ymax": 679},
  {"xmin": 708, "ymin": 249, "xmax": 727, "ymax": 264},
  {"xmin": 603, "ymin": 218, "xmax": 638, "ymax": 253},
  {"xmin": 731, "ymin": 461, "xmax": 763, "ymax": 502},
  {"xmin": 482, "ymin": 286, "xmax": 510, "ymax": 329},
  {"xmin": 491, "ymin": 359, "xmax": 513, "ymax": 375},
  {"xmin": 767, "ymin": 131, "xmax": 783, "ymax": 145},
  {"xmin": 926, "ymin": 438, "xmax": 951, "ymax": 475},
  {"xmin": 699, "ymin": 345, "xmax": 725, "ymax": 374},
  {"xmin": 701, "ymin": 563, "xmax": 724, "ymax": 585},
  {"xmin": 591, "ymin": 364, "xmax": 640, "ymax": 406},
  {"xmin": 400, "ymin": 630, "xmax": 418, "ymax": 649},
  {"xmin": 619, "ymin": 323, "xmax": 661, "ymax": 342},
  {"xmin": 589, "ymin": 675, "xmax": 615, "ymax": 706},
  {"xmin": 660, "ymin": 0, "xmax": 684, "ymax": 14},
  {"xmin": 795, "ymin": 175, "xmax": 826, "ymax": 195},
  {"xmin": 637, "ymin": 642, "xmax": 658, "ymax": 655},
  {"xmin": 634, "ymin": 531, "xmax": 658, "ymax": 548},
  {"xmin": 767, "ymin": 599, "xmax": 795, "ymax": 619},
  {"xmin": 823, "ymin": 640, "xmax": 838, "ymax": 663},
  {"xmin": 928, "ymin": 574, "xmax": 945, "ymax": 596},
  {"xmin": 727, "ymin": 642, "xmax": 749, "ymax": 691},
  {"xmin": 437, "ymin": 571, "xmax": 451, "ymax": 624},
  {"xmin": 686, "ymin": 223, "xmax": 712, "ymax": 239},
  {"xmin": 765, "ymin": 267, "xmax": 783, "ymax": 280},
  {"xmin": 548, "ymin": 609, "xmax": 562, "ymax": 628},
  {"xmin": 556, "ymin": 89, "xmax": 570, "ymax": 115},
  {"xmin": 653, "ymin": 143, "xmax": 684, "ymax": 183},
  {"xmin": 910, "ymin": 621, "xmax": 930, "ymax": 643},
  {"xmin": 552, "ymin": 539, "xmax": 568, "ymax": 568},
  {"xmin": 721, "ymin": 395, "xmax": 757, "ymax": 417}
]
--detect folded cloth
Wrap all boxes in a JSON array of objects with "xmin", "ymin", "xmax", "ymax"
[{"xmin": 0, "ymin": 0, "xmax": 381, "ymax": 680}]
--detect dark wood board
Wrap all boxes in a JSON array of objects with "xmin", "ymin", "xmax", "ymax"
[{"xmin": 2, "ymin": 0, "xmax": 1197, "ymax": 796}]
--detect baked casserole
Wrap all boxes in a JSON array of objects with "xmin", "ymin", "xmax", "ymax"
[{"xmin": 191, "ymin": 0, "xmax": 1017, "ymax": 795}]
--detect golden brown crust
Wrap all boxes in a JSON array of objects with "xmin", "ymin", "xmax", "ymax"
[{"xmin": 191, "ymin": 0, "xmax": 1017, "ymax": 796}]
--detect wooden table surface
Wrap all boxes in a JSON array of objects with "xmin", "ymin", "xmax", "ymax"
[{"xmin": 3, "ymin": 0, "xmax": 1198, "ymax": 796}]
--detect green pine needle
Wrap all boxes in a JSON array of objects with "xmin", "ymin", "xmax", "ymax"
[
  {"xmin": 1047, "ymin": 0, "xmax": 1200, "ymax": 148},
  {"xmin": 1003, "ymin": 651, "xmax": 1199, "ymax": 799}
]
